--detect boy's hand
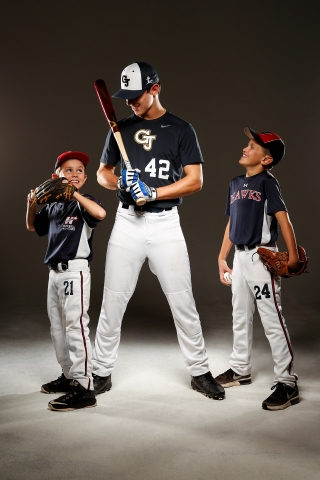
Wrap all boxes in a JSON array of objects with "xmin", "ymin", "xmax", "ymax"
[
  {"xmin": 130, "ymin": 180, "xmax": 157, "ymax": 202},
  {"xmin": 218, "ymin": 258, "xmax": 233, "ymax": 287},
  {"xmin": 288, "ymin": 257, "xmax": 301, "ymax": 273},
  {"xmin": 27, "ymin": 190, "xmax": 36, "ymax": 206},
  {"xmin": 117, "ymin": 168, "xmax": 141, "ymax": 191}
]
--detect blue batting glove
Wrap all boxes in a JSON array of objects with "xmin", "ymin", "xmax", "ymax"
[
  {"xmin": 117, "ymin": 168, "xmax": 141, "ymax": 191},
  {"xmin": 130, "ymin": 180, "xmax": 157, "ymax": 202}
]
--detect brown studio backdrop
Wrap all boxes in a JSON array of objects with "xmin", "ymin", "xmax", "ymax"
[{"xmin": 0, "ymin": 0, "xmax": 318, "ymax": 311}]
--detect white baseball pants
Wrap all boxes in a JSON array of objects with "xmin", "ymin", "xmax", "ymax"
[
  {"xmin": 92, "ymin": 204, "xmax": 209, "ymax": 377},
  {"xmin": 230, "ymin": 246, "xmax": 298, "ymax": 387},
  {"xmin": 47, "ymin": 259, "xmax": 93, "ymax": 390}
]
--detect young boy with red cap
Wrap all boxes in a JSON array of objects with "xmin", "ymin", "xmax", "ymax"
[
  {"xmin": 215, "ymin": 127, "xmax": 301, "ymax": 410},
  {"xmin": 26, "ymin": 151, "xmax": 106, "ymax": 411}
]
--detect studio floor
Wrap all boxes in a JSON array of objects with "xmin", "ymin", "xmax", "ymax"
[{"xmin": 0, "ymin": 302, "xmax": 319, "ymax": 480}]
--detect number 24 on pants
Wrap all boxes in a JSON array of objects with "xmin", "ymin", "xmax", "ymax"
[{"xmin": 254, "ymin": 283, "xmax": 271, "ymax": 300}]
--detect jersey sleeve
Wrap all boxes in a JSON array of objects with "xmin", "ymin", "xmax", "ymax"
[
  {"xmin": 266, "ymin": 177, "xmax": 287, "ymax": 214},
  {"xmin": 79, "ymin": 195, "xmax": 105, "ymax": 228},
  {"xmin": 100, "ymin": 130, "xmax": 121, "ymax": 166},
  {"xmin": 34, "ymin": 206, "xmax": 50, "ymax": 237},
  {"xmin": 178, "ymin": 124, "xmax": 204, "ymax": 166}
]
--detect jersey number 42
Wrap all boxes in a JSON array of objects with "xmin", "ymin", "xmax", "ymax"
[{"xmin": 145, "ymin": 158, "xmax": 170, "ymax": 180}]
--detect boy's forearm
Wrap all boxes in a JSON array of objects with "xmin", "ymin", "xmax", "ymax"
[
  {"xmin": 26, "ymin": 204, "xmax": 36, "ymax": 231},
  {"xmin": 218, "ymin": 220, "xmax": 233, "ymax": 286},
  {"xmin": 97, "ymin": 164, "xmax": 118, "ymax": 190},
  {"xmin": 218, "ymin": 220, "xmax": 233, "ymax": 261},
  {"xmin": 156, "ymin": 164, "xmax": 202, "ymax": 200},
  {"xmin": 73, "ymin": 192, "xmax": 106, "ymax": 221},
  {"xmin": 275, "ymin": 211, "xmax": 299, "ymax": 264}
]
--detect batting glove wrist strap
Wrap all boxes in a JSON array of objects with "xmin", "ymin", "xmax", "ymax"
[
  {"xmin": 117, "ymin": 176, "xmax": 126, "ymax": 191},
  {"xmin": 130, "ymin": 181, "xmax": 157, "ymax": 202}
]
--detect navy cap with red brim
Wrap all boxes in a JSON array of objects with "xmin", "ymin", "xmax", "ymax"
[{"xmin": 244, "ymin": 127, "xmax": 285, "ymax": 164}]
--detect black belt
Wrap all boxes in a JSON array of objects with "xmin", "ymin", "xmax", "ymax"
[
  {"xmin": 122, "ymin": 204, "xmax": 172, "ymax": 213},
  {"xmin": 48, "ymin": 261, "xmax": 69, "ymax": 271},
  {"xmin": 236, "ymin": 245, "xmax": 256, "ymax": 251},
  {"xmin": 236, "ymin": 242, "xmax": 276, "ymax": 251}
]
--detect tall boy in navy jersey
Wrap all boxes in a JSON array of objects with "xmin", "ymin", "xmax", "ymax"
[
  {"xmin": 92, "ymin": 61, "xmax": 225, "ymax": 401},
  {"xmin": 26, "ymin": 151, "xmax": 106, "ymax": 411},
  {"xmin": 215, "ymin": 127, "xmax": 301, "ymax": 410}
]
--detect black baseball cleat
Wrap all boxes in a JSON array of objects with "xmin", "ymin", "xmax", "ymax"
[
  {"xmin": 214, "ymin": 368, "xmax": 252, "ymax": 388},
  {"xmin": 93, "ymin": 373, "xmax": 112, "ymax": 395},
  {"xmin": 191, "ymin": 371, "xmax": 225, "ymax": 400},
  {"xmin": 41, "ymin": 373, "xmax": 73, "ymax": 394},
  {"xmin": 262, "ymin": 382, "xmax": 300, "ymax": 411},
  {"xmin": 48, "ymin": 381, "xmax": 97, "ymax": 411}
]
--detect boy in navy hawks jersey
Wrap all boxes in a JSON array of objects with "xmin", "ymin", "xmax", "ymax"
[
  {"xmin": 215, "ymin": 127, "xmax": 301, "ymax": 410},
  {"xmin": 92, "ymin": 61, "xmax": 225, "ymax": 401},
  {"xmin": 26, "ymin": 151, "xmax": 106, "ymax": 411}
]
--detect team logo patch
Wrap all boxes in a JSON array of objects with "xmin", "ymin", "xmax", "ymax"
[
  {"xmin": 62, "ymin": 216, "xmax": 78, "ymax": 231},
  {"xmin": 134, "ymin": 129, "xmax": 157, "ymax": 151}
]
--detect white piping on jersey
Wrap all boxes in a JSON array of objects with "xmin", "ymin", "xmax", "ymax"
[
  {"xmin": 75, "ymin": 202, "xmax": 94, "ymax": 259},
  {"xmin": 260, "ymin": 199, "xmax": 272, "ymax": 245}
]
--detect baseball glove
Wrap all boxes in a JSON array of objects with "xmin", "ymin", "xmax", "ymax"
[
  {"xmin": 31, "ymin": 177, "xmax": 77, "ymax": 205},
  {"xmin": 257, "ymin": 245, "xmax": 308, "ymax": 278}
]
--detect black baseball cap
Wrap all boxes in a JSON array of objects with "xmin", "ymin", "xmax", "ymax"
[
  {"xmin": 244, "ymin": 127, "xmax": 285, "ymax": 165},
  {"xmin": 113, "ymin": 62, "xmax": 159, "ymax": 100},
  {"xmin": 55, "ymin": 151, "xmax": 89, "ymax": 171}
]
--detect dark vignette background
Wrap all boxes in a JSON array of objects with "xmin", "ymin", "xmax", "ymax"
[{"xmin": 0, "ymin": 0, "xmax": 319, "ymax": 315}]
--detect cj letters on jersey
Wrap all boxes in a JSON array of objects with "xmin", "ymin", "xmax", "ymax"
[{"xmin": 134, "ymin": 129, "xmax": 157, "ymax": 151}]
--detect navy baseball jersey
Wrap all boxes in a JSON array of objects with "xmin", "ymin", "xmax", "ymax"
[
  {"xmin": 34, "ymin": 195, "xmax": 104, "ymax": 264},
  {"xmin": 226, "ymin": 171, "xmax": 287, "ymax": 246},
  {"xmin": 100, "ymin": 111, "xmax": 204, "ymax": 208}
]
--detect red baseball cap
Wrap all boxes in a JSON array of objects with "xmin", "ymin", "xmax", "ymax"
[
  {"xmin": 55, "ymin": 151, "xmax": 89, "ymax": 171},
  {"xmin": 244, "ymin": 127, "xmax": 285, "ymax": 165}
]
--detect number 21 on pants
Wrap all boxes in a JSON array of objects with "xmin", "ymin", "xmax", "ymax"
[{"xmin": 64, "ymin": 281, "xmax": 74, "ymax": 296}]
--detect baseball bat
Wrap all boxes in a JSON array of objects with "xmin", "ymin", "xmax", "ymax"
[{"xmin": 94, "ymin": 79, "xmax": 146, "ymax": 206}]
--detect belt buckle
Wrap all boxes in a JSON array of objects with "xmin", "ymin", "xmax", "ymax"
[
  {"xmin": 134, "ymin": 205, "xmax": 144, "ymax": 212},
  {"xmin": 49, "ymin": 261, "xmax": 68, "ymax": 272}
]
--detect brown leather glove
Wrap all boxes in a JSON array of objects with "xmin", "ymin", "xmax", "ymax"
[
  {"xmin": 257, "ymin": 245, "xmax": 309, "ymax": 278},
  {"xmin": 30, "ymin": 177, "xmax": 77, "ymax": 205}
]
